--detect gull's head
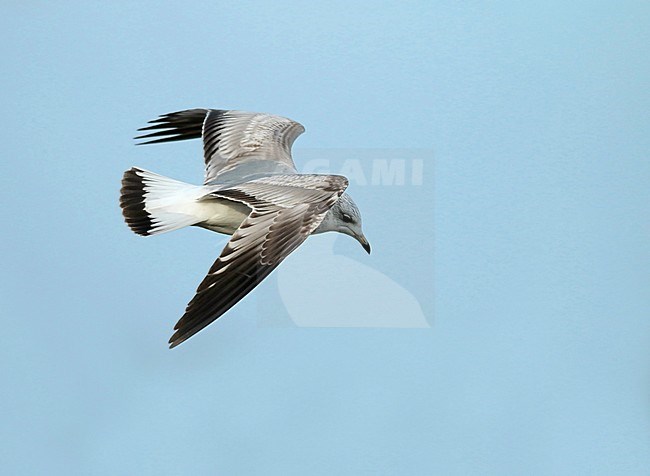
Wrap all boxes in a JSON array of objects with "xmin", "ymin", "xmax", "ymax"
[{"xmin": 314, "ymin": 193, "xmax": 371, "ymax": 254}]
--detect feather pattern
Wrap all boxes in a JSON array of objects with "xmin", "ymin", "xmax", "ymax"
[
  {"xmin": 135, "ymin": 109, "xmax": 305, "ymax": 183},
  {"xmin": 168, "ymin": 174, "xmax": 348, "ymax": 348}
]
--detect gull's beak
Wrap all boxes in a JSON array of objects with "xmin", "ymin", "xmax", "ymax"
[{"xmin": 358, "ymin": 234, "xmax": 371, "ymax": 254}]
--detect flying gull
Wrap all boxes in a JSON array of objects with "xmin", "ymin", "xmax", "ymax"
[{"xmin": 119, "ymin": 109, "xmax": 370, "ymax": 348}]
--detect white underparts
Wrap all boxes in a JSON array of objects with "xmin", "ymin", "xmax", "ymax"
[{"xmin": 134, "ymin": 168, "xmax": 250, "ymax": 236}]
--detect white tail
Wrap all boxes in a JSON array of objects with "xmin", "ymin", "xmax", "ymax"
[{"xmin": 119, "ymin": 167, "xmax": 206, "ymax": 236}]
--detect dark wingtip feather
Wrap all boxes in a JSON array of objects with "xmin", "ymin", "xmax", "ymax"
[
  {"xmin": 168, "ymin": 331, "xmax": 188, "ymax": 349},
  {"xmin": 134, "ymin": 109, "xmax": 209, "ymax": 145}
]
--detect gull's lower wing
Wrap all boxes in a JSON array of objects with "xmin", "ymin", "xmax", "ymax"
[{"xmin": 168, "ymin": 174, "xmax": 348, "ymax": 348}]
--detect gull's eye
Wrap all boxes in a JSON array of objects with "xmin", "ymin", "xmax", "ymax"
[{"xmin": 341, "ymin": 213, "xmax": 354, "ymax": 223}]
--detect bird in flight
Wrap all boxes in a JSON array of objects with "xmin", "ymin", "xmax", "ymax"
[{"xmin": 120, "ymin": 109, "xmax": 370, "ymax": 348}]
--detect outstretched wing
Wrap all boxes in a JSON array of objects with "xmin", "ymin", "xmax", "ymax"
[
  {"xmin": 169, "ymin": 174, "xmax": 348, "ymax": 348},
  {"xmin": 135, "ymin": 109, "xmax": 305, "ymax": 183}
]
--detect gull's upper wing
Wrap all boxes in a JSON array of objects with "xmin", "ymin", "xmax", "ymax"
[
  {"xmin": 135, "ymin": 109, "xmax": 305, "ymax": 183},
  {"xmin": 168, "ymin": 174, "xmax": 348, "ymax": 348}
]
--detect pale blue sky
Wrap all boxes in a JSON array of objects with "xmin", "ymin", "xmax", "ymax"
[{"xmin": 1, "ymin": 2, "xmax": 649, "ymax": 475}]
